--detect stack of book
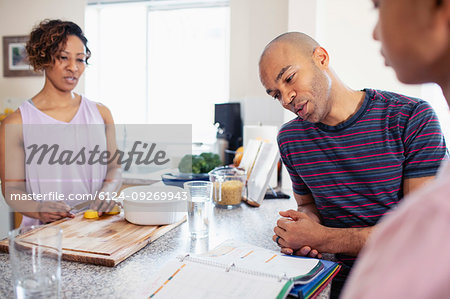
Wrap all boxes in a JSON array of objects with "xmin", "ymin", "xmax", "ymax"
[{"xmin": 147, "ymin": 240, "xmax": 340, "ymax": 299}]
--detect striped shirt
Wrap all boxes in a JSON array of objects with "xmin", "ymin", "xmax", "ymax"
[{"xmin": 278, "ymin": 89, "xmax": 447, "ymax": 264}]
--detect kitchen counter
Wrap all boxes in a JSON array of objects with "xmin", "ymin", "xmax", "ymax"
[{"xmin": 0, "ymin": 196, "xmax": 331, "ymax": 299}]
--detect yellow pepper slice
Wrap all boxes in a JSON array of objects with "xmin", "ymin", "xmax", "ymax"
[
  {"xmin": 84, "ymin": 209, "xmax": 99, "ymax": 219},
  {"xmin": 105, "ymin": 205, "xmax": 120, "ymax": 215}
]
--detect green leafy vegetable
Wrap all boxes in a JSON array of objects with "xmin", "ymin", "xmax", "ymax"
[{"xmin": 178, "ymin": 152, "xmax": 223, "ymax": 174}]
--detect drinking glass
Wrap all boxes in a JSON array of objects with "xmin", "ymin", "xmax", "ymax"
[
  {"xmin": 184, "ymin": 181, "xmax": 213, "ymax": 238},
  {"xmin": 8, "ymin": 226, "xmax": 62, "ymax": 299}
]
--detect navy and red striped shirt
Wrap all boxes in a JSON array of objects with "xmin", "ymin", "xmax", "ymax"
[{"xmin": 278, "ymin": 89, "xmax": 447, "ymax": 264}]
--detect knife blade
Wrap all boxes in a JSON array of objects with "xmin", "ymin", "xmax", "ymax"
[{"xmin": 69, "ymin": 201, "xmax": 92, "ymax": 213}]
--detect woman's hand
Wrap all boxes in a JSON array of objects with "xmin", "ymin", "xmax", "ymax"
[
  {"xmin": 90, "ymin": 198, "xmax": 116, "ymax": 216},
  {"xmin": 90, "ymin": 191, "xmax": 119, "ymax": 216},
  {"xmin": 37, "ymin": 201, "xmax": 74, "ymax": 223}
]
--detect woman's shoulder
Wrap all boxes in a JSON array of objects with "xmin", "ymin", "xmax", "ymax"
[
  {"xmin": 0, "ymin": 109, "xmax": 23, "ymax": 143},
  {"xmin": 1, "ymin": 108, "xmax": 22, "ymax": 126},
  {"xmin": 96, "ymin": 103, "xmax": 114, "ymax": 124},
  {"xmin": 83, "ymin": 96, "xmax": 114, "ymax": 124},
  {"xmin": 81, "ymin": 96, "xmax": 114, "ymax": 124}
]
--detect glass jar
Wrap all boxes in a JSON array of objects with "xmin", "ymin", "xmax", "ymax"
[{"xmin": 208, "ymin": 166, "xmax": 246, "ymax": 209}]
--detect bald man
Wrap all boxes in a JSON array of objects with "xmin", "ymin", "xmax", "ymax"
[
  {"xmin": 342, "ymin": 0, "xmax": 450, "ymax": 298},
  {"xmin": 258, "ymin": 32, "xmax": 447, "ymax": 298}
]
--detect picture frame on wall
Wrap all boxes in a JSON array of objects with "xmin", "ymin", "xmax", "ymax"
[{"xmin": 2, "ymin": 35, "xmax": 42, "ymax": 77}]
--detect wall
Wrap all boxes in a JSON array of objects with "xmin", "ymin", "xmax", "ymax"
[
  {"xmin": 229, "ymin": 0, "xmax": 287, "ymax": 101},
  {"xmin": 229, "ymin": 0, "xmax": 288, "ymax": 127},
  {"xmin": 315, "ymin": 0, "xmax": 422, "ymax": 96},
  {"xmin": 0, "ymin": 0, "xmax": 86, "ymax": 111}
]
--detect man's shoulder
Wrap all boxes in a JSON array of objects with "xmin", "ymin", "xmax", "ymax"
[
  {"xmin": 365, "ymin": 88, "xmax": 435, "ymax": 119},
  {"xmin": 367, "ymin": 88, "xmax": 427, "ymax": 108}
]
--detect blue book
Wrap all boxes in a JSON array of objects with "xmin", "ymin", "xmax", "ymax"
[{"xmin": 289, "ymin": 258, "xmax": 341, "ymax": 299}]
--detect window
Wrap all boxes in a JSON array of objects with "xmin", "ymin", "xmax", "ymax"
[
  {"xmin": 85, "ymin": 4, "xmax": 147, "ymax": 124},
  {"xmin": 85, "ymin": 1, "xmax": 229, "ymax": 143}
]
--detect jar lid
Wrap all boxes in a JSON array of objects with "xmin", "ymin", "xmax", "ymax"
[{"xmin": 208, "ymin": 166, "xmax": 246, "ymax": 179}]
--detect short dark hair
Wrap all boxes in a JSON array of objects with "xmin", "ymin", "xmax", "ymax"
[{"xmin": 26, "ymin": 19, "xmax": 91, "ymax": 71}]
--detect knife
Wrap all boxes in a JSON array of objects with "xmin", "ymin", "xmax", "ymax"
[{"xmin": 69, "ymin": 201, "xmax": 92, "ymax": 213}]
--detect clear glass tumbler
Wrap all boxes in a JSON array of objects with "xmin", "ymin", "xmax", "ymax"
[
  {"xmin": 8, "ymin": 225, "xmax": 62, "ymax": 299},
  {"xmin": 183, "ymin": 181, "xmax": 213, "ymax": 238}
]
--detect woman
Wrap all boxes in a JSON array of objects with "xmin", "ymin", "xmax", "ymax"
[
  {"xmin": 342, "ymin": 0, "xmax": 450, "ymax": 298},
  {"xmin": 0, "ymin": 19, "xmax": 121, "ymax": 226}
]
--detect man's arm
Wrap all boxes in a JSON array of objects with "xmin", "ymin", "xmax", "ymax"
[
  {"xmin": 292, "ymin": 192, "xmax": 321, "ymax": 223},
  {"xmin": 275, "ymin": 209, "xmax": 373, "ymax": 256},
  {"xmin": 276, "ymin": 193, "xmax": 322, "ymax": 257},
  {"xmin": 275, "ymin": 176, "xmax": 433, "ymax": 256},
  {"xmin": 275, "ymin": 191, "xmax": 374, "ymax": 256},
  {"xmin": 403, "ymin": 176, "xmax": 434, "ymax": 195}
]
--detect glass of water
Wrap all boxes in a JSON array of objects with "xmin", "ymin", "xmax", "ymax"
[
  {"xmin": 184, "ymin": 181, "xmax": 213, "ymax": 238},
  {"xmin": 8, "ymin": 225, "xmax": 62, "ymax": 299}
]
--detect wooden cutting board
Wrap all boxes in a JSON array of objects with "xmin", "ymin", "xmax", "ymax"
[{"xmin": 0, "ymin": 213, "xmax": 185, "ymax": 267}]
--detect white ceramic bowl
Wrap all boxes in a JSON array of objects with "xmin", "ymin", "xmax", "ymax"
[{"xmin": 121, "ymin": 185, "xmax": 186, "ymax": 225}]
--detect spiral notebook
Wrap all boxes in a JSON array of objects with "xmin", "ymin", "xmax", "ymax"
[{"xmin": 147, "ymin": 240, "xmax": 325, "ymax": 299}]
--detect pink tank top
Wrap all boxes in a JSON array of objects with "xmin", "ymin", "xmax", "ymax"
[{"xmin": 18, "ymin": 96, "xmax": 108, "ymax": 226}]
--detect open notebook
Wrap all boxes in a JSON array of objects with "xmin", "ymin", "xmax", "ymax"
[{"xmin": 147, "ymin": 240, "xmax": 330, "ymax": 299}]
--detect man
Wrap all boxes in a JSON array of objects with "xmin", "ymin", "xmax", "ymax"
[
  {"xmin": 258, "ymin": 32, "xmax": 447, "ymax": 298},
  {"xmin": 342, "ymin": 0, "xmax": 450, "ymax": 298}
]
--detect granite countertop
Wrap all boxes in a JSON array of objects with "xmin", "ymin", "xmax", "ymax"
[{"xmin": 0, "ymin": 197, "xmax": 331, "ymax": 299}]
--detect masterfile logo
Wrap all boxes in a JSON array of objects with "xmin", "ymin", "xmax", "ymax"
[{"xmin": 25, "ymin": 141, "xmax": 170, "ymax": 171}]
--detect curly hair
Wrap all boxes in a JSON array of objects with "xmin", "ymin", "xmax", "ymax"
[{"xmin": 26, "ymin": 19, "xmax": 91, "ymax": 71}]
